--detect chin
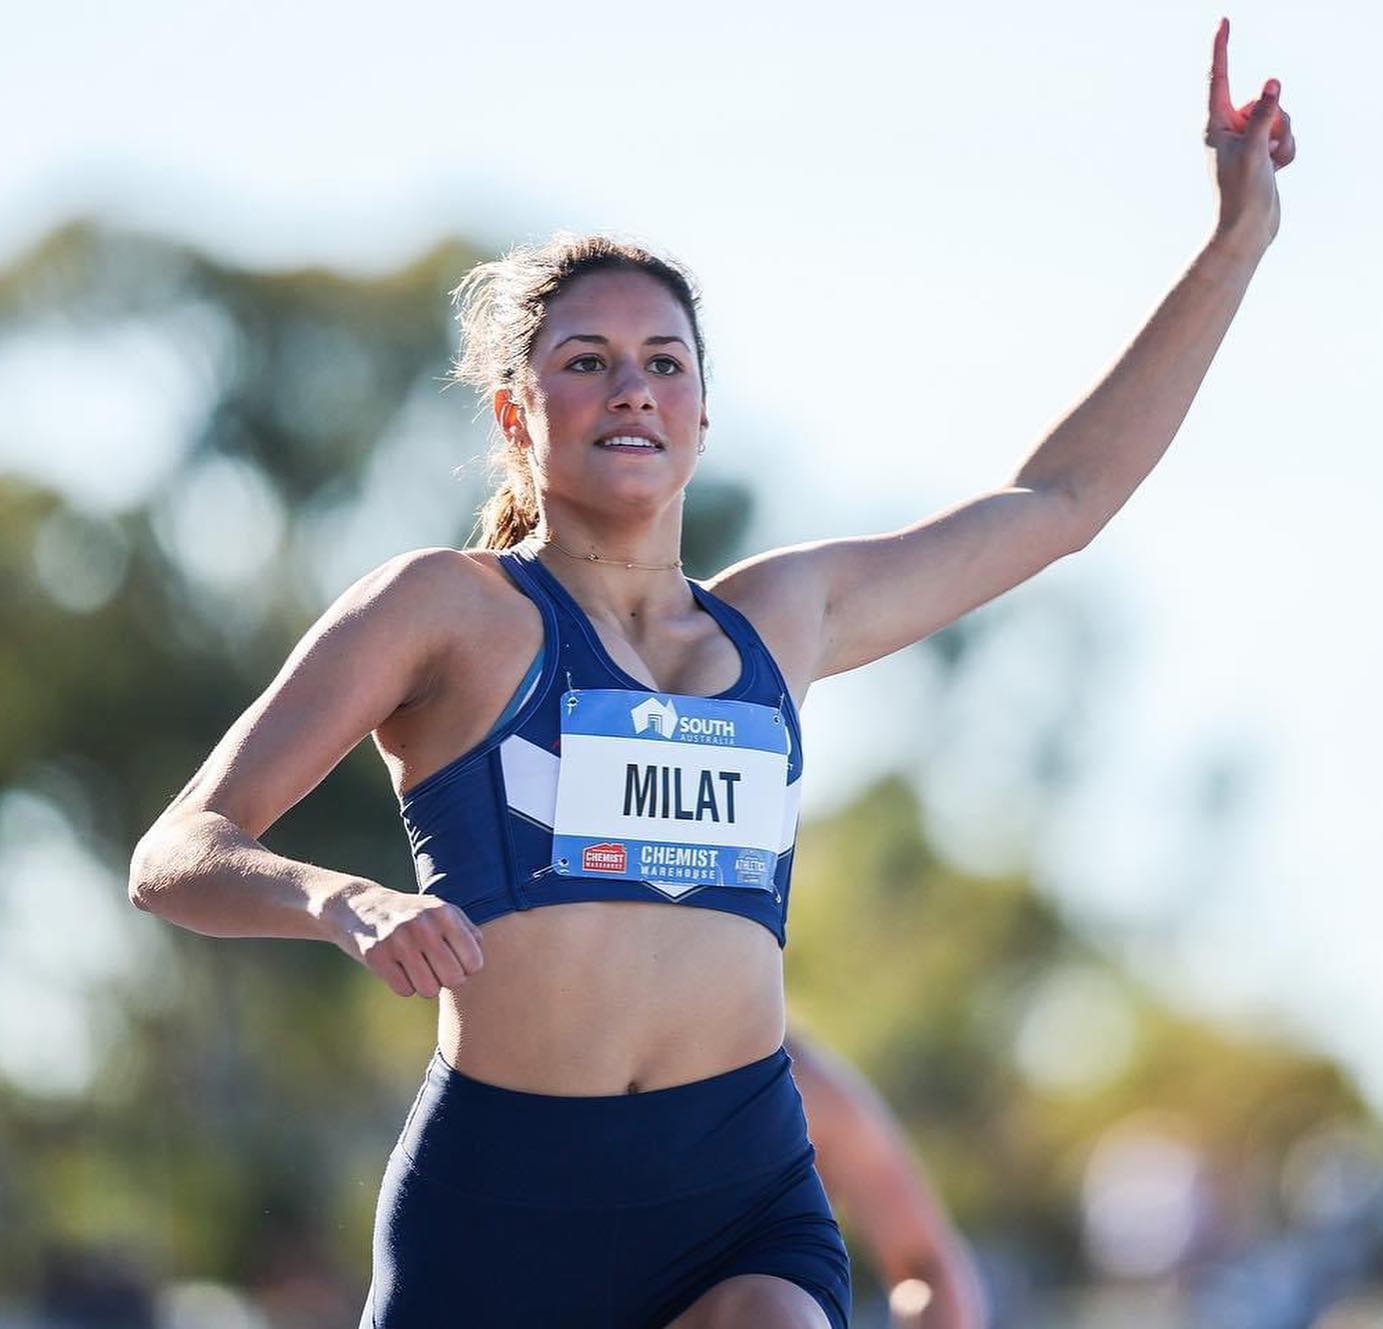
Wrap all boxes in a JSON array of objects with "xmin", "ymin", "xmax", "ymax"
[
  {"xmin": 589, "ymin": 466, "xmax": 690, "ymax": 504},
  {"xmin": 579, "ymin": 474, "xmax": 685, "ymax": 516},
  {"xmin": 602, "ymin": 482, "xmax": 684, "ymax": 512}
]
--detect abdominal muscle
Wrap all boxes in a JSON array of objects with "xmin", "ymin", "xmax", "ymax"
[{"xmin": 436, "ymin": 898, "xmax": 787, "ymax": 1096}]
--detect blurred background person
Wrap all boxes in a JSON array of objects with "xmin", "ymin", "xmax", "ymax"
[{"xmin": 788, "ymin": 1027, "xmax": 988, "ymax": 1328}]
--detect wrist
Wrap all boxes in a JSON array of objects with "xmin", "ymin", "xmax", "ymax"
[
  {"xmin": 1208, "ymin": 218, "xmax": 1272, "ymax": 269},
  {"xmin": 310, "ymin": 872, "xmax": 375, "ymax": 948}
]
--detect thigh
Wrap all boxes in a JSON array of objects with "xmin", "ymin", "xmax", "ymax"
[
  {"xmin": 665, "ymin": 1273, "xmax": 831, "ymax": 1328},
  {"xmin": 367, "ymin": 1147, "xmax": 618, "ymax": 1329},
  {"xmin": 618, "ymin": 1155, "xmax": 851, "ymax": 1329},
  {"xmin": 706, "ymin": 1160, "xmax": 851, "ymax": 1329}
]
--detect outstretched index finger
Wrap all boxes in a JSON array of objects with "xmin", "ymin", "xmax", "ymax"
[{"xmin": 1208, "ymin": 17, "xmax": 1234, "ymax": 128}]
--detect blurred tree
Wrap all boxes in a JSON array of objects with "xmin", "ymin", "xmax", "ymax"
[
  {"xmin": 785, "ymin": 772, "xmax": 1372, "ymax": 1309},
  {"xmin": 0, "ymin": 219, "xmax": 773, "ymax": 1310},
  {"xmin": 0, "ymin": 221, "xmax": 1372, "ymax": 1328}
]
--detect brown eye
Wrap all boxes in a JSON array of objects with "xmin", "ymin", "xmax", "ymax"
[
  {"xmin": 650, "ymin": 356, "xmax": 682, "ymax": 375},
  {"xmin": 567, "ymin": 354, "xmax": 602, "ymax": 372}
]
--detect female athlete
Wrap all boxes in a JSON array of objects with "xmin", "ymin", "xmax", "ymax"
[{"xmin": 129, "ymin": 21, "xmax": 1293, "ymax": 1328}]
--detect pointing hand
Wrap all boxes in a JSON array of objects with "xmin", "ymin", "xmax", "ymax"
[{"xmin": 1204, "ymin": 17, "xmax": 1296, "ymax": 250}]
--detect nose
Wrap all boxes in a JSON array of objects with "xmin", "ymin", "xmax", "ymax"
[{"xmin": 606, "ymin": 359, "xmax": 658, "ymax": 411}]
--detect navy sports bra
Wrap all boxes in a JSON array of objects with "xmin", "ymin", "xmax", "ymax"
[{"xmin": 396, "ymin": 545, "xmax": 805, "ymax": 947}]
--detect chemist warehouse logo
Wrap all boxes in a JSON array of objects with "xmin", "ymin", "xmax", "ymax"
[
  {"xmin": 582, "ymin": 842, "xmax": 628, "ymax": 874},
  {"xmin": 630, "ymin": 696, "xmax": 737, "ymax": 745}
]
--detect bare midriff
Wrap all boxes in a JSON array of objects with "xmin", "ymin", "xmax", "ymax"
[{"xmin": 436, "ymin": 899, "xmax": 786, "ymax": 1096}]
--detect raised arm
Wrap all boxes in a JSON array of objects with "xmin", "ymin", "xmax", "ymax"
[
  {"xmin": 787, "ymin": 1029, "xmax": 989, "ymax": 1329},
  {"xmin": 127, "ymin": 548, "xmax": 485, "ymax": 998},
  {"xmin": 715, "ymin": 20, "xmax": 1295, "ymax": 685}
]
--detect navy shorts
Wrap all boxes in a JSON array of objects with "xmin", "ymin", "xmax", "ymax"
[{"xmin": 360, "ymin": 1044, "xmax": 851, "ymax": 1328}]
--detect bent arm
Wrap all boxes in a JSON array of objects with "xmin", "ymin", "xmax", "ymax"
[
  {"xmin": 129, "ymin": 808, "xmax": 369, "ymax": 943},
  {"xmin": 788, "ymin": 1030, "xmax": 989, "ymax": 1329},
  {"xmin": 127, "ymin": 548, "xmax": 455, "ymax": 940}
]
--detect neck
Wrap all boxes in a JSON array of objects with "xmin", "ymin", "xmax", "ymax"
[
  {"xmin": 530, "ymin": 503, "xmax": 683, "ymax": 568},
  {"xmin": 522, "ymin": 508, "xmax": 689, "ymax": 620}
]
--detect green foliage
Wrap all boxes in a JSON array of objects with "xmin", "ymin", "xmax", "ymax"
[
  {"xmin": 0, "ymin": 219, "xmax": 770, "ymax": 1301},
  {"xmin": 0, "ymin": 220, "xmax": 1373, "ymax": 1316},
  {"xmin": 785, "ymin": 772, "xmax": 1370, "ymax": 1263}
]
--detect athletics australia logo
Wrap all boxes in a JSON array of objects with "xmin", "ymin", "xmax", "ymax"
[{"xmin": 630, "ymin": 696, "xmax": 679, "ymax": 737}]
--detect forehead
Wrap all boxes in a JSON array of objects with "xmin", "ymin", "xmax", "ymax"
[{"xmin": 536, "ymin": 269, "xmax": 694, "ymax": 348}]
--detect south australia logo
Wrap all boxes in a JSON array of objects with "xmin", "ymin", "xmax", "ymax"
[
  {"xmin": 630, "ymin": 697, "xmax": 679, "ymax": 737},
  {"xmin": 582, "ymin": 842, "xmax": 628, "ymax": 874}
]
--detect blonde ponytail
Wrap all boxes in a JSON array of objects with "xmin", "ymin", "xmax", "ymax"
[{"xmin": 476, "ymin": 475, "xmax": 539, "ymax": 550}]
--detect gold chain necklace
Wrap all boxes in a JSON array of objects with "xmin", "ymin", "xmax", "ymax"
[{"xmin": 539, "ymin": 534, "xmax": 683, "ymax": 572}]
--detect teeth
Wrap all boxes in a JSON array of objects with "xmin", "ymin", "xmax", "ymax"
[{"xmin": 598, "ymin": 436, "xmax": 658, "ymax": 449}]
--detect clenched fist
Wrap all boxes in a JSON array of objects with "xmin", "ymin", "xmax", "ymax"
[{"xmin": 327, "ymin": 881, "xmax": 484, "ymax": 998}]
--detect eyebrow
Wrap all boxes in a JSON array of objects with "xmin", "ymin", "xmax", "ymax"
[{"xmin": 552, "ymin": 334, "xmax": 691, "ymax": 351}]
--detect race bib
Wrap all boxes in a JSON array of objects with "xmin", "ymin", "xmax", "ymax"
[{"xmin": 551, "ymin": 689, "xmax": 789, "ymax": 898}]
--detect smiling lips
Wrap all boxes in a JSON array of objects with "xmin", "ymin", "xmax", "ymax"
[{"xmin": 595, "ymin": 434, "xmax": 664, "ymax": 452}]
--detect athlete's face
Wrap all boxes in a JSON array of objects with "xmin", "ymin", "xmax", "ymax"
[{"xmin": 497, "ymin": 269, "xmax": 708, "ymax": 516}]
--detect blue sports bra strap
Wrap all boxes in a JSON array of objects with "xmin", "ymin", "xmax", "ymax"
[
  {"xmin": 494, "ymin": 547, "xmax": 568, "ymax": 684},
  {"xmin": 502, "ymin": 545, "xmax": 590, "ymax": 632},
  {"xmin": 499, "ymin": 546, "xmax": 574, "ymax": 627},
  {"xmin": 495, "ymin": 546, "xmax": 539, "ymax": 595},
  {"xmin": 686, "ymin": 579, "xmax": 751, "ymax": 641},
  {"xmin": 686, "ymin": 581, "xmax": 767, "ymax": 686}
]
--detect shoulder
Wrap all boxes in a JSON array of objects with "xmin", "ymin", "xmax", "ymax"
[
  {"xmin": 704, "ymin": 540, "xmax": 830, "ymax": 622},
  {"xmin": 319, "ymin": 548, "xmax": 542, "ymax": 783},
  {"xmin": 333, "ymin": 545, "xmax": 518, "ymax": 625},
  {"xmin": 322, "ymin": 547, "xmax": 532, "ymax": 700}
]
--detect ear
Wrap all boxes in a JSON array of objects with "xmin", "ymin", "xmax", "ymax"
[{"xmin": 493, "ymin": 387, "xmax": 527, "ymax": 444}]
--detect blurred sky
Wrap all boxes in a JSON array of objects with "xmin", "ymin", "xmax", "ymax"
[{"xmin": 3, "ymin": 1, "xmax": 1380, "ymax": 1107}]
